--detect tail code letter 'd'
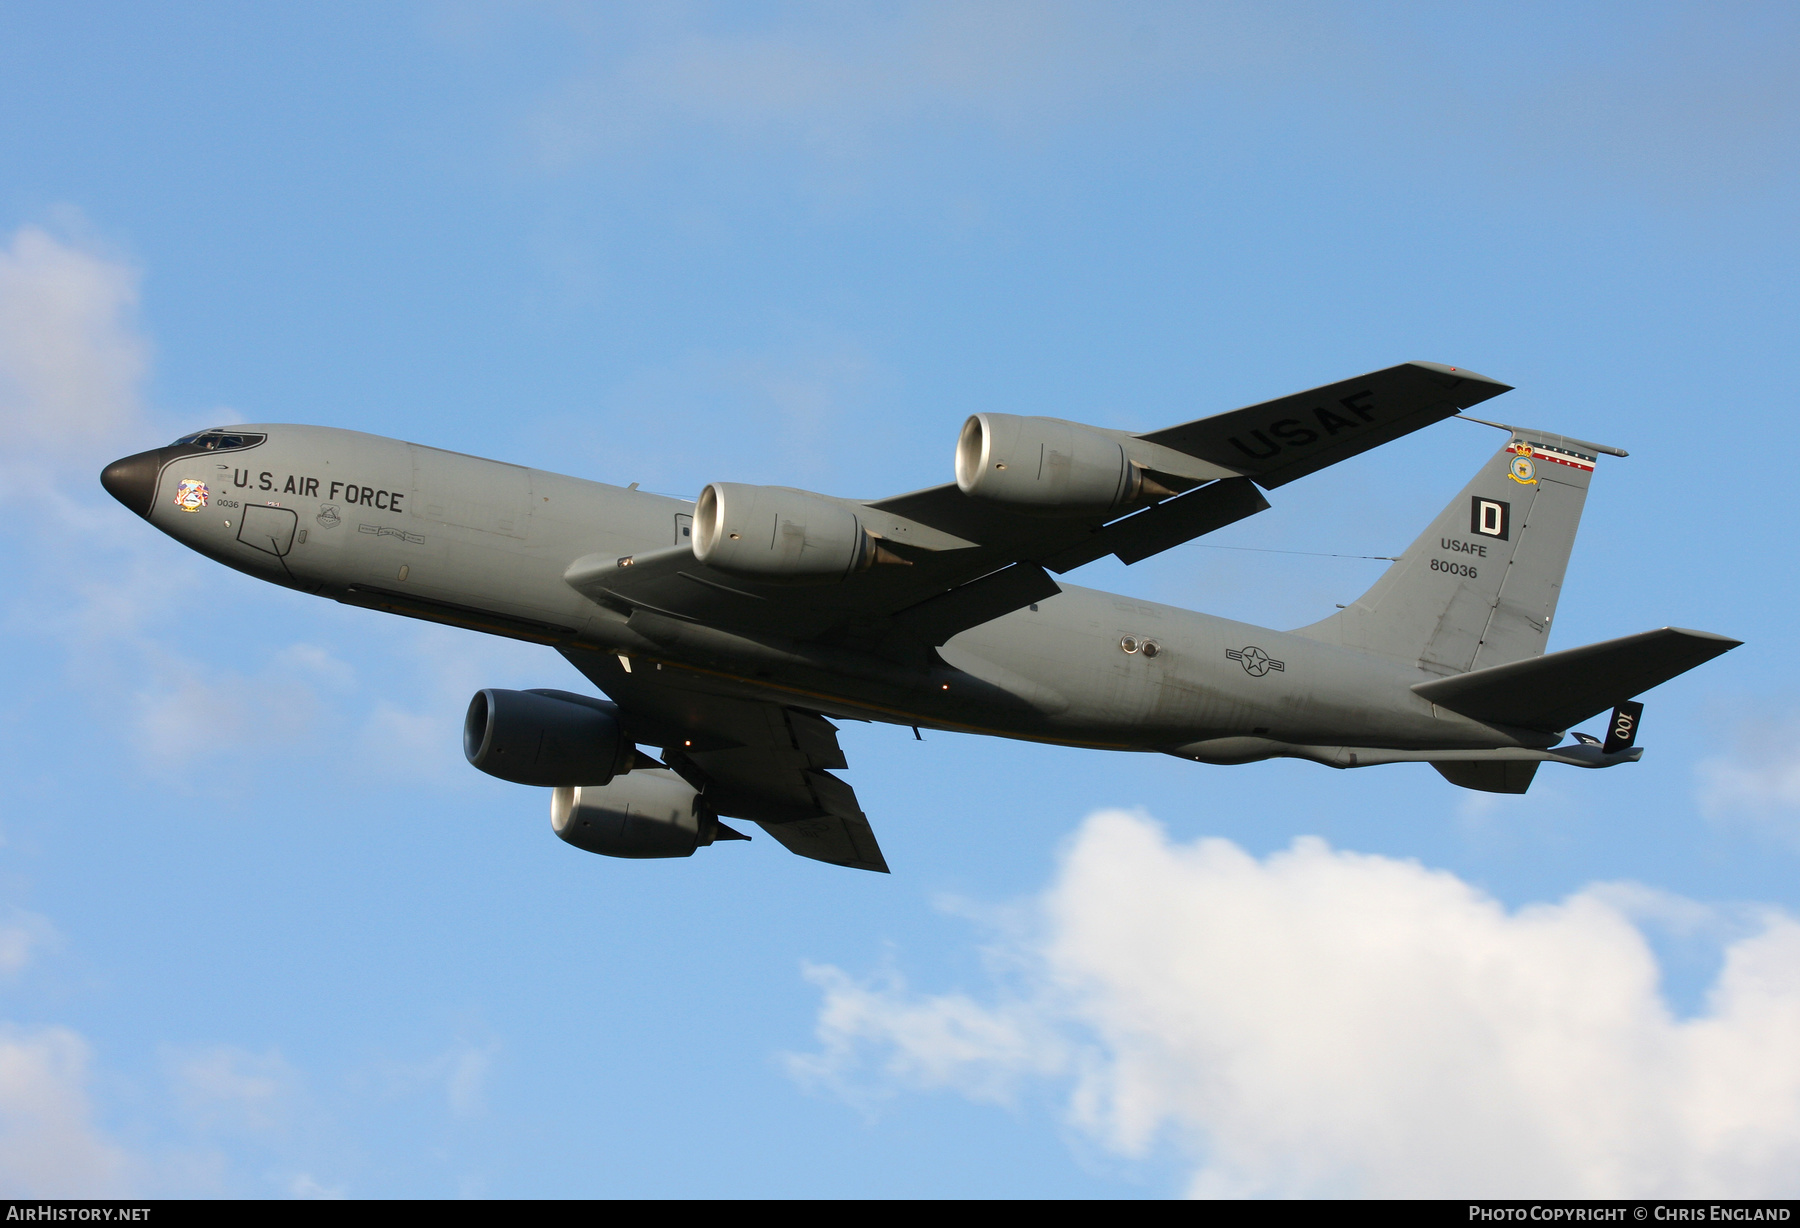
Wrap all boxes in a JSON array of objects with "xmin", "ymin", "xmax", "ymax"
[{"xmin": 1471, "ymin": 497, "xmax": 1510, "ymax": 540}]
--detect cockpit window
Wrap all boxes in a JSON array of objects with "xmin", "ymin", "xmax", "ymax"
[{"xmin": 170, "ymin": 430, "xmax": 267, "ymax": 452}]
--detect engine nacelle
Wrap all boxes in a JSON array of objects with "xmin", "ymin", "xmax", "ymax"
[
  {"xmin": 463, "ymin": 688, "xmax": 635, "ymax": 787},
  {"xmin": 693, "ymin": 482, "xmax": 874, "ymax": 582},
  {"xmin": 954, "ymin": 413, "xmax": 1143, "ymax": 513},
  {"xmin": 551, "ymin": 769, "xmax": 724, "ymax": 859}
]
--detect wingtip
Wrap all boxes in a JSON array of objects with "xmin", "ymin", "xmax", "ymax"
[
  {"xmin": 1408, "ymin": 360, "xmax": 1514, "ymax": 393},
  {"xmin": 1666, "ymin": 627, "xmax": 1745, "ymax": 650}
]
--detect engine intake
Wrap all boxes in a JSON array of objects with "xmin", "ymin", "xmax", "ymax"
[
  {"xmin": 954, "ymin": 413, "xmax": 1144, "ymax": 513},
  {"xmin": 463, "ymin": 688, "xmax": 635, "ymax": 787},
  {"xmin": 551, "ymin": 769, "xmax": 735, "ymax": 859},
  {"xmin": 693, "ymin": 483, "xmax": 878, "ymax": 582}
]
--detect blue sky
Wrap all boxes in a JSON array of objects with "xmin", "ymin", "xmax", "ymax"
[{"xmin": 1, "ymin": 1, "xmax": 1797, "ymax": 1197}]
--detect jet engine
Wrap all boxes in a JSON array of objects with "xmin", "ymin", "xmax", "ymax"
[
  {"xmin": 955, "ymin": 413, "xmax": 1146, "ymax": 513},
  {"xmin": 693, "ymin": 482, "xmax": 884, "ymax": 582},
  {"xmin": 551, "ymin": 769, "xmax": 738, "ymax": 859},
  {"xmin": 463, "ymin": 688, "xmax": 636, "ymax": 786}
]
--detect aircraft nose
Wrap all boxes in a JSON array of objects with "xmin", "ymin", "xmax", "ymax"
[{"xmin": 100, "ymin": 449, "xmax": 162, "ymax": 518}]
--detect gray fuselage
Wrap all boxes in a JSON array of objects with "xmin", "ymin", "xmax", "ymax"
[{"xmin": 118, "ymin": 425, "xmax": 1542, "ymax": 760}]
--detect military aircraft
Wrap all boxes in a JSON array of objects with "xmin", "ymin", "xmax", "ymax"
[{"xmin": 100, "ymin": 361, "xmax": 1738, "ymax": 873}]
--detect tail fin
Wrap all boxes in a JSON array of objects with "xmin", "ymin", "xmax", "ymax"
[{"xmin": 1297, "ymin": 421, "xmax": 1625, "ymax": 676}]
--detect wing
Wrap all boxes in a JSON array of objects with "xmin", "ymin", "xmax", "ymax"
[
  {"xmin": 560, "ymin": 646, "xmax": 889, "ymax": 873},
  {"xmin": 1134, "ymin": 361, "xmax": 1506, "ymax": 489},
  {"xmin": 565, "ymin": 362, "xmax": 1510, "ymax": 648}
]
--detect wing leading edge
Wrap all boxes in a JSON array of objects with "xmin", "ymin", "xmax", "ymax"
[
  {"xmin": 1138, "ymin": 360, "xmax": 1510, "ymax": 489},
  {"xmin": 564, "ymin": 361, "xmax": 1511, "ymax": 650},
  {"xmin": 870, "ymin": 360, "xmax": 1511, "ymax": 544}
]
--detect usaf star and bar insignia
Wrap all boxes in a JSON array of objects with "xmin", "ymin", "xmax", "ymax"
[{"xmin": 1226, "ymin": 646, "xmax": 1285, "ymax": 677}]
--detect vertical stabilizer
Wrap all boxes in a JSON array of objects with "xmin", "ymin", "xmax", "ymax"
[{"xmin": 1296, "ymin": 424, "xmax": 1620, "ymax": 676}]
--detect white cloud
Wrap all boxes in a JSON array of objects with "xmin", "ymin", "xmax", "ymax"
[
  {"xmin": 728, "ymin": 341, "xmax": 873, "ymax": 442},
  {"xmin": 443, "ymin": 1038, "xmax": 498, "ymax": 1120},
  {"xmin": 0, "ymin": 1024, "xmax": 136, "ymax": 1197},
  {"xmin": 0, "ymin": 224, "xmax": 508, "ymax": 1196},
  {"xmin": 518, "ymin": 4, "xmax": 1800, "ymax": 208},
  {"xmin": 169, "ymin": 1045, "xmax": 304, "ymax": 1135},
  {"xmin": 288, "ymin": 1172, "xmax": 346, "ymax": 1199},
  {"xmin": 793, "ymin": 810, "xmax": 1800, "ymax": 1198},
  {"xmin": 0, "ymin": 223, "xmax": 542, "ymax": 794},
  {"xmin": 788, "ymin": 963, "xmax": 1067, "ymax": 1111},
  {"xmin": 528, "ymin": 2, "xmax": 1295, "ymax": 169},
  {"xmin": 1697, "ymin": 717, "xmax": 1800, "ymax": 840},
  {"xmin": 348, "ymin": 620, "xmax": 548, "ymax": 785},
  {"xmin": 43, "ymin": 547, "xmax": 530, "ymax": 788},
  {"xmin": 556, "ymin": 332, "xmax": 890, "ymax": 491},
  {"xmin": 381, "ymin": 1032, "xmax": 502, "ymax": 1121},
  {"xmin": 127, "ymin": 650, "xmax": 330, "ymax": 771},
  {"xmin": 0, "ymin": 235, "xmax": 160, "ymax": 1189},
  {"xmin": 165, "ymin": 1045, "xmax": 354, "ymax": 1196},
  {"xmin": 0, "ymin": 224, "xmax": 147, "ymax": 474},
  {"xmin": 0, "ymin": 985, "xmax": 342, "ymax": 1199},
  {"xmin": 0, "ymin": 908, "xmax": 58, "ymax": 978}
]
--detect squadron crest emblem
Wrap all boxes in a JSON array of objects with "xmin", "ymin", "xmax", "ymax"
[
  {"xmin": 173, "ymin": 478, "xmax": 208, "ymax": 512},
  {"xmin": 1507, "ymin": 441, "xmax": 1537, "ymax": 485}
]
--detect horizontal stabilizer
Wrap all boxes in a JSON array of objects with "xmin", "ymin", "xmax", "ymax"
[{"xmin": 1413, "ymin": 627, "xmax": 1741, "ymax": 731}]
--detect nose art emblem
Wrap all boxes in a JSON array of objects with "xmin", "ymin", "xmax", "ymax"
[{"xmin": 173, "ymin": 479, "xmax": 208, "ymax": 512}]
